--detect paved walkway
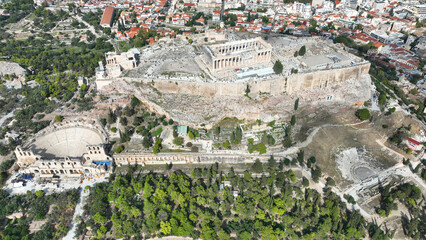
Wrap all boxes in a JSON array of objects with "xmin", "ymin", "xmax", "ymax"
[{"xmin": 64, "ymin": 177, "xmax": 108, "ymax": 240}]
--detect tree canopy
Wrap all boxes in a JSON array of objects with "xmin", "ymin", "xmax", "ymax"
[
  {"xmin": 273, "ymin": 60, "xmax": 283, "ymax": 74},
  {"xmin": 356, "ymin": 109, "xmax": 370, "ymax": 121}
]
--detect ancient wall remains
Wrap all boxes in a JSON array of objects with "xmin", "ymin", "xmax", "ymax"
[
  {"xmin": 119, "ymin": 62, "xmax": 370, "ymax": 98},
  {"xmin": 114, "ymin": 152, "xmax": 283, "ymax": 165}
]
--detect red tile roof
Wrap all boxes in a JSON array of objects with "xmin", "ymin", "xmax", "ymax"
[
  {"xmin": 408, "ymin": 138, "xmax": 421, "ymax": 146},
  {"xmin": 374, "ymin": 42, "xmax": 383, "ymax": 47},
  {"xmin": 100, "ymin": 7, "xmax": 115, "ymax": 26}
]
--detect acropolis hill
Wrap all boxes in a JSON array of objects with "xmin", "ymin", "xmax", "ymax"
[{"xmin": 97, "ymin": 32, "xmax": 372, "ymax": 127}]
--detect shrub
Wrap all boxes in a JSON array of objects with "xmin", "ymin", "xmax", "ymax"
[
  {"xmin": 55, "ymin": 115, "xmax": 63, "ymax": 122},
  {"xmin": 114, "ymin": 145, "xmax": 124, "ymax": 153},
  {"xmin": 173, "ymin": 137, "xmax": 183, "ymax": 145},
  {"xmin": 188, "ymin": 131, "xmax": 195, "ymax": 139},
  {"xmin": 222, "ymin": 140, "xmax": 231, "ymax": 149}
]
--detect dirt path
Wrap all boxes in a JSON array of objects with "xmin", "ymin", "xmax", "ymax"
[
  {"xmin": 375, "ymin": 138, "xmax": 405, "ymax": 159},
  {"xmin": 0, "ymin": 109, "xmax": 16, "ymax": 127},
  {"xmin": 272, "ymin": 120, "xmax": 371, "ymax": 156},
  {"xmin": 270, "ymin": 118, "xmax": 425, "ymax": 221}
]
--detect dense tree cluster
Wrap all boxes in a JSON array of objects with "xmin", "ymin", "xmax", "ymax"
[
  {"xmin": 32, "ymin": 4, "xmax": 69, "ymax": 31},
  {"xmin": 101, "ymin": 98, "xmax": 176, "ymax": 153},
  {"xmin": 0, "ymin": 0, "xmax": 34, "ymax": 28},
  {"xmin": 333, "ymin": 35, "xmax": 374, "ymax": 55},
  {"xmin": 0, "ymin": 159, "xmax": 15, "ymax": 186},
  {"xmin": 77, "ymin": 163, "xmax": 388, "ymax": 239},
  {"xmin": 377, "ymin": 183, "xmax": 424, "ymax": 239},
  {"xmin": 185, "ymin": 12, "xmax": 206, "ymax": 26},
  {"xmin": 0, "ymin": 35, "xmax": 113, "ymax": 153},
  {"xmin": 0, "ymin": 38, "xmax": 113, "ymax": 78},
  {"xmin": 0, "ymin": 189, "xmax": 79, "ymax": 240},
  {"xmin": 132, "ymin": 29, "xmax": 161, "ymax": 48},
  {"xmin": 81, "ymin": 10, "xmax": 104, "ymax": 31},
  {"xmin": 368, "ymin": 58, "xmax": 425, "ymax": 119},
  {"xmin": 222, "ymin": 14, "xmax": 238, "ymax": 27}
]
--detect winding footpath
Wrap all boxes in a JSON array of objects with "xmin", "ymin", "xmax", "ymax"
[
  {"xmin": 0, "ymin": 108, "xmax": 17, "ymax": 127},
  {"xmin": 269, "ymin": 118, "xmax": 425, "ymax": 220}
]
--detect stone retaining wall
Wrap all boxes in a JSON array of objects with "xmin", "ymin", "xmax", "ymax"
[
  {"xmin": 114, "ymin": 152, "xmax": 284, "ymax": 165},
  {"xmin": 117, "ymin": 63, "xmax": 370, "ymax": 98}
]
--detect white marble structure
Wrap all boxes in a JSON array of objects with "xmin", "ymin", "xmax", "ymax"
[
  {"xmin": 15, "ymin": 145, "xmax": 112, "ymax": 177},
  {"xmin": 203, "ymin": 37, "xmax": 272, "ymax": 72}
]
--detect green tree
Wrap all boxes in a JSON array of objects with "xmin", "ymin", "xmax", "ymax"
[
  {"xmin": 326, "ymin": 177, "xmax": 336, "ymax": 186},
  {"xmin": 302, "ymin": 177, "xmax": 309, "ymax": 187},
  {"xmin": 160, "ymin": 221, "xmax": 172, "ymax": 235},
  {"xmin": 356, "ymin": 109, "xmax": 370, "ymax": 121},
  {"xmin": 267, "ymin": 155, "xmax": 277, "ymax": 169},
  {"xmin": 294, "ymin": 98, "xmax": 299, "ymax": 110},
  {"xmin": 143, "ymin": 134, "xmax": 153, "ymax": 148},
  {"xmin": 299, "ymin": 45, "xmax": 306, "ymax": 56},
  {"xmin": 290, "ymin": 115, "xmax": 296, "ymax": 126},
  {"xmin": 153, "ymin": 138, "xmax": 162, "ymax": 154},
  {"xmin": 222, "ymin": 140, "xmax": 231, "ymax": 149},
  {"xmin": 273, "ymin": 60, "xmax": 283, "ymax": 74},
  {"xmin": 251, "ymin": 159, "xmax": 263, "ymax": 173},
  {"xmin": 188, "ymin": 131, "xmax": 195, "ymax": 139},
  {"xmin": 114, "ymin": 145, "xmax": 124, "ymax": 153},
  {"xmin": 95, "ymin": 226, "xmax": 107, "ymax": 239},
  {"xmin": 215, "ymin": 126, "xmax": 221, "ymax": 136},
  {"xmin": 245, "ymin": 84, "xmax": 251, "ymax": 95},
  {"xmin": 35, "ymin": 190, "xmax": 44, "ymax": 198},
  {"xmin": 107, "ymin": 108, "xmax": 117, "ymax": 124},
  {"xmin": 217, "ymin": 229, "xmax": 231, "ymax": 240},
  {"xmin": 311, "ymin": 167, "xmax": 322, "ymax": 183},
  {"xmin": 239, "ymin": 231, "xmax": 252, "ymax": 240},
  {"xmin": 173, "ymin": 137, "xmax": 183, "ymax": 145},
  {"xmin": 93, "ymin": 212, "xmax": 107, "ymax": 225}
]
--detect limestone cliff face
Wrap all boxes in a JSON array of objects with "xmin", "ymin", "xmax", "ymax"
[
  {"xmin": 107, "ymin": 63, "xmax": 372, "ymax": 128},
  {"xmin": 116, "ymin": 63, "xmax": 370, "ymax": 97}
]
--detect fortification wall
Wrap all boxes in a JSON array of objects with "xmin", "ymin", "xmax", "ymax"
[{"xmin": 118, "ymin": 63, "xmax": 370, "ymax": 97}]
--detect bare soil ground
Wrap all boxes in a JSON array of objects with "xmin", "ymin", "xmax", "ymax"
[{"xmin": 299, "ymin": 109, "xmax": 420, "ymax": 190}]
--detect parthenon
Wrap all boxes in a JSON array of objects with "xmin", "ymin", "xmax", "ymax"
[{"xmin": 203, "ymin": 37, "xmax": 272, "ymax": 72}]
